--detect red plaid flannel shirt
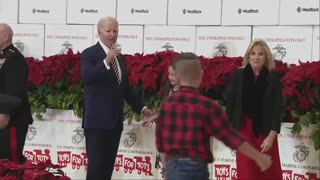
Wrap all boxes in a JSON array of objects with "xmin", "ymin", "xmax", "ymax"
[{"xmin": 156, "ymin": 86, "xmax": 244, "ymax": 163}]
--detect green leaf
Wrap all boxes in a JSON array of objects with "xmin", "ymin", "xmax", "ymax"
[
  {"xmin": 291, "ymin": 110, "xmax": 301, "ymax": 118},
  {"xmin": 312, "ymin": 129, "xmax": 320, "ymax": 150},
  {"xmin": 291, "ymin": 123, "xmax": 302, "ymax": 134},
  {"xmin": 56, "ymin": 80, "xmax": 63, "ymax": 89},
  {"xmin": 299, "ymin": 114, "xmax": 310, "ymax": 127}
]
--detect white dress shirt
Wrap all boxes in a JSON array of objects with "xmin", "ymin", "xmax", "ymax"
[
  {"xmin": 99, "ymin": 41, "xmax": 147, "ymax": 114},
  {"xmin": 99, "ymin": 40, "xmax": 122, "ymax": 81}
]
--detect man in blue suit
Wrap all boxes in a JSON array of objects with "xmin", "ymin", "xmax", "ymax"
[{"xmin": 81, "ymin": 16, "xmax": 153, "ymax": 180}]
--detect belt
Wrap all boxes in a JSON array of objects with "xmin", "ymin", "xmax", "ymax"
[{"xmin": 167, "ymin": 154, "xmax": 206, "ymax": 165}]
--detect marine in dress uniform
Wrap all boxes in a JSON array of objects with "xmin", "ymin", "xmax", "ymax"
[
  {"xmin": 0, "ymin": 93, "xmax": 21, "ymax": 112},
  {"xmin": 0, "ymin": 24, "xmax": 33, "ymax": 164}
]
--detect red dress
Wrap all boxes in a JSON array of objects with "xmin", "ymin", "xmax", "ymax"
[{"xmin": 236, "ymin": 117, "xmax": 282, "ymax": 180}]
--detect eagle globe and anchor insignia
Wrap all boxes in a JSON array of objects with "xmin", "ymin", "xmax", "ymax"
[
  {"xmin": 212, "ymin": 43, "xmax": 228, "ymax": 57},
  {"xmin": 293, "ymin": 143, "xmax": 309, "ymax": 163},
  {"xmin": 124, "ymin": 130, "xmax": 137, "ymax": 148},
  {"xmin": 60, "ymin": 41, "xmax": 73, "ymax": 54},
  {"xmin": 161, "ymin": 43, "xmax": 174, "ymax": 51},
  {"xmin": 13, "ymin": 40, "xmax": 25, "ymax": 53},
  {"xmin": 26, "ymin": 126, "xmax": 37, "ymax": 141},
  {"xmin": 72, "ymin": 127, "xmax": 84, "ymax": 145},
  {"xmin": 272, "ymin": 44, "xmax": 287, "ymax": 60}
]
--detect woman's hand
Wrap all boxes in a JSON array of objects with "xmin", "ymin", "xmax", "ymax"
[
  {"xmin": 261, "ymin": 131, "xmax": 277, "ymax": 153},
  {"xmin": 142, "ymin": 114, "xmax": 159, "ymax": 127}
]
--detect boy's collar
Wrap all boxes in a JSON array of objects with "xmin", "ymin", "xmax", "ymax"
[{"xmin": 179, "ymin": 85, "xmax": 199, "ymax": 92}]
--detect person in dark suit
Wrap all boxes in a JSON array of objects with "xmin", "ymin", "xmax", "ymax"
[
  {"xmin": 224, "ymin": 39, "xmax": 283, "ymax": 180},
  {"xmin": 81, "ymin": 16, "xmax": 153, "ymax": 180},
  {"xmin": 0, "ymin": 23, "xmax": 33, "ymax": 164}
]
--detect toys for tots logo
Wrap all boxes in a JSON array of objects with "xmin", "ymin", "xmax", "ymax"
[
  {"xmin": 57, "ymin": 151, "xmax": 88, "ymax": 170},
  {"xmin": 214, "ymin": 164, "xmax": 237, "ymax": 180},
  {"xmin": 24, "ymin": 149, "xmax": 51, "ymax": 163},
  {"xmin": 282, "ymin": 170, "xmax": 319, "ymax": 180},
  {"xmin": 114, "ymin": 154, "xmax": 153, "ymax": 176}
]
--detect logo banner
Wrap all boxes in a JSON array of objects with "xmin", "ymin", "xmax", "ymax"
[
  {"xmin": 117, "ymin": 0, "xmax": 167, "ymax": 25},
  {"xmin": 278, "ymin": 123, "xmax": 320, "ymax": 180},
  {"xmin": 143, "ymin": 25, "xmax": 196, "ymax": 54},
  {"xmin": 252, "ymin": 26, "xmax": 313, "ymax": 64},
  {"xmin": 222, "ymin": 0, "xmax": 279, "ymax": 25},
  {"xmin": 45, "ymin": 24, "xmax": 93, "ymax": 56},
  {"xmin": 9, "ymin": 24, "xmax": 45, "ymax": 59},
  {"xmin": 23, "ymin": 110, "xmax": 320, "ymax": 180},
  {"xmin": 196, "ymin": 26, "xmax": 251, "ymax": 58},
  {"xmin": 279, "ymin": 0, "xmax": 319, "ymax": 25},
  {"xmin": 24, "ymin": 118, "xmax": 56, "ymax": 166},
  {"xmin": 112, "ymin": 123, "xmax": 158, "ymax": 179},
  {"xmin": 67, "ymin": 0, "xmax": 116, "ymax": 24},
  {"xmin": 19, "ymin": 0, "xmax": 66, "ymax": 24},
  {"xmin": 211, "ymin": 137, "xmax": 237, "ymax": 180},
  {"xmin": 168, "ymin": 0, "xmax": 221, "ymax": 25},
  {"xmin": 93, "ymin": 25, "xmax": 144, "ymax": 54}
]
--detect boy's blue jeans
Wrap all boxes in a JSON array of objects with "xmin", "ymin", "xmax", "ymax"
[{"xmin": 164, "ymin": 159, "xmax": 209, "ymax": 180}]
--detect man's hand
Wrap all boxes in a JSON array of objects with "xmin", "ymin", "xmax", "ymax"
[
  {"xmin": 0, "ymin": 114, "xmax": 10, "ymax": 129},
  {"xmin": 255, "ymin": 153, "xmax": 272, "ymax": 172},
  {"xmin": 105, "ymin": 44, "xmax": 121, "ymax": 65},
  {"xmin": 261, "ymin": 131, "xmax": 276, "ymax": 153}
]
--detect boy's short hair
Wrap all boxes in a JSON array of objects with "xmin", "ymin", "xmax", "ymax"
[{"xmin": 173, "ymin": 53, "xmax": 202, "ymax": 81}]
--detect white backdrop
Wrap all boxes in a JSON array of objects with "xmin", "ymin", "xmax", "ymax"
[
  {"xmin": 312, "ymin": 26, "xmax": 320, "ymax": 60},
  {"xmin": 279, "ymin": 0, "xmax": 320, "ymax": 25},
  {"xmin": 116, "ymin": 0, "xmax": 167, "ymax": 25},
  {"xmin": 195, "ymin": 26, "xmax": 251, "ymax": 58},
  {"xmin": 9, "ymin": 24, "xmax": 44, "ymax": 59},
  {"xmin": 0, "ymin": 0, "xmax": 319, "ymax": 63},
  {"xmin": 67, "ymin": 0, "xmax": 116, "ymax": 25},
  {"xmin": 0, "ymin": 0, "xmax": 18, "ymax": 23},
  {"xmin": 93, "ymin": 25, "xmax": 144, "ymax": 55},
  {"xmin": 19, "ymin": 0, "xmax": 67, "ymax": 24},
  {"xmin": 23, "ymin": 110, "xmax": 320, "ymax": 180},
  {"xmin": 44, "ymin": 25, "xmax": 93, "ymax": 56},
  {"xmin": 167, "ymin": 0, "xmax": 222, "ymax": 25},
  {"xmin": 252, "ymin": 26, "xmax": 314, "ymax": 64},
  {"xmin": 221, "ymin": 0, "xmax": 280, "ymax": 25},
  {"xmin": 143, "ymin": 26, "xmax": 196, "ymax": 54}
]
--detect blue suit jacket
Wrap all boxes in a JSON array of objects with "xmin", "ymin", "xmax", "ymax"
[{"xmin": 81, "ymin": 42, "xmax": 144, "ymax": 129}]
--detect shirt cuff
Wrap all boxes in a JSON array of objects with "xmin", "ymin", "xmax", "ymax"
[
  {"xmin": 103, "ymin": 60, "xmax": 111, "ymax": 70},
  {"xmin": 141, "ymin": 106, "xmax": 147, "ymax": 115}
]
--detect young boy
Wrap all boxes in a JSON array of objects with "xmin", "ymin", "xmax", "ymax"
[{"xmin": 156, "ymin": 53, "xmax": 272, "ymax": 180}]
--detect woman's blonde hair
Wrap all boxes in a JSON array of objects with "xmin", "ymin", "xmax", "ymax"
[{"xmin": 242, "ymin": 39, "xmax": 275, "ymax": 70}]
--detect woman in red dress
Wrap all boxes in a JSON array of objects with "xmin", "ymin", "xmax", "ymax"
[{"xmin": 224, "ymin": 39, "xmax": 283, "ymax": 180}]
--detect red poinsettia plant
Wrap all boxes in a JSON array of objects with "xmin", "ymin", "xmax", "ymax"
[
  {"xmin": 26, "ymin": 49, "xmax": 319, "ymax": 150},
  {"xmin": 0, "ymin": 159, "xmax": 70, "ymax": 180},
  {"xmin": 281, "ymin": 60, "xmax": 320, "ymax": 150},
  {"xmin": 26, "ymin": 49, "xmax": 83, "ymax": 119},
  {"xmin": 123, "ymin": 51, "xmax": 244, "ymax": 120}
]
